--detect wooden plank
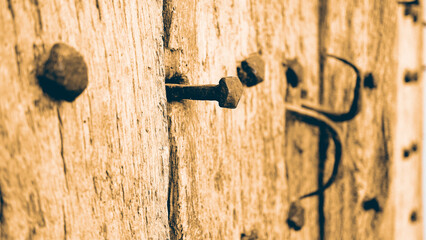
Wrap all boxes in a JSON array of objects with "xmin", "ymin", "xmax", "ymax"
[
  {"xmin": 0, "ymin": 0, "xmax": 169, "ymax": 239},
  {"xmin": 165, "ymin": 0, "xmax": 321, "ymax": 238},
  {"xmin": 322, "ymin": 0, "xmax": 422, "ymax": 239},
  {"xmin": 394, "ymin": 1, "xmax": 423, "ymax": 239}
]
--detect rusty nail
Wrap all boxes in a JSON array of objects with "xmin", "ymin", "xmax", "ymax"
[
  {"xmin": 237, "ymin": 53, "xmax": 265, "ymax": 87},
  {"xmin": 287, "ymin": 201, "xmax": 305, "ymax": 231},
  {"xmin": 166, "ymin": 76, "xmax": 244, "ymax": 109},
  {"xmin": 38, "ymin": 43, "xmax": 88, "ymax": 102}
]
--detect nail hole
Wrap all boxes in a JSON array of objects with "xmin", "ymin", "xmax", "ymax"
[
  {"xmin": 287, "ymin": 202, "xmax": 305, "ymax": 231},
  {"xmin": 410, "ymin": 210, "xmax": 418, "ymax": 223},
  {"xmin": 301, "ymin": 89, "xmax": 308, "ymax": 99},
  {"xmin": 286, "ymin": 67, "xmax": 299, "ymax": 88},
  {"xmin": 0, "ymin": 185, "xmax": 4, "ymax": 224},
  {"xmin": 412, "ymin": 14, "xmax": 418, "ymax": 22},
  {"xmin": 404, "ymin": 71, "xmax": 418, "ymax": 83},
  {"xmin": 363, "ymin": 73, "xmax": 376, "ymax": 89},
  {"xmin": 362, "ymin": 198, "xmax": 381, "ymax": 212},
  {"xmin": 403, "ymin": 149, "xmax": 411, "ymax": 158},
  {"xmin": 411, "ymin": 143, "xmax": 418, "ymax": 152}
]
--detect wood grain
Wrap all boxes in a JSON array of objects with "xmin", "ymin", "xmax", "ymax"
[
  {"xmin": 165, "ymin": 0, "xmax": 321, "ymax": 239},
  {"xmin": 0, "ymin": 0, "xmax": 169, "ymax": 239},
  {"xmin": 322, "ymin": 0, "xmax": 422, "ymax": 239}
]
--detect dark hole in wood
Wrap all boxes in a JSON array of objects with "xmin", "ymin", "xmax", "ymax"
[
  {"xmin": 286, "ymin": 67, "xmax": 299, "ymax": 88},
  {"xmin": 411, "ymin": 143, "xmax": 418, "ymax": 152},
  {"xmin": 287, "ymin": 202, "xmax": 305, "ymax": 231},
  {"xmin": 412, "ymin": 13, "xmax": 418, "ymax": 22},
  {"xmin": 363, "ymin": 73, "xmax": 376, "ymax": 89},
  {"xmin": 404, "ymin": 71, "xmax": 418, "ymax": 83},
  {"xmin": 410, "ymin": 210, "xmax": 418, "ymax": 223},
  {"xmin": 403, "ymin": 149, "xmax": 411, "ymax": 158},
  {"xmin": 362, "ymin": 198, "xmax": 381, "ymax": 212},
  {"xmin": 301, "ymin": 89, "xmax": 308, "ymax": 99}
]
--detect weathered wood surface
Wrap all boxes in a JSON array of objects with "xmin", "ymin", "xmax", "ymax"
[
  {"xmin": 166, "ymin": 0, "xmax": 423, "ymax": 239},
  {"xmin": 165, "ymin": 0, "xmax": 321, "ymax": 239},
  {"xmin": 394, "ymin": 2, "xmax": 423, "ymax": 239},
  {"xmin": 0, "ymin": 0, "xmax": 169, "ymax": 239},
  {"xmin": 321, "ymin": 1, "xmax": 422, "ymax": 239},
  {"xmin": 0, "ymin": 0, "xmax": 423, "ymax": 239}
]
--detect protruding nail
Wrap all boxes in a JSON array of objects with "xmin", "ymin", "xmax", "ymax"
[
  {"xmin": 38, "ymin": 43, "xmax": 88, "ymax": 102},
  {"xmin": 166, "ymin": 76, "xmax": 244, "ymax": 109},
  {"xmin": 237, "ymin": 53, "xmax": 265, "ymax": 87}
]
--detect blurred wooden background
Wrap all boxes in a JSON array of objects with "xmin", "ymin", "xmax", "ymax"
[{"xmin": 0, "ymin": 0, "xmax": 422, "ymax": 239}]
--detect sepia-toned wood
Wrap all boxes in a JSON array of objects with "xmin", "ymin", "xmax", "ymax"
[
  {"xmin": 0, "ymin": 0, "xmax": 423, "ymax": 239},
  {"xmin": 165, "ymin": 0, "xmax": 321, "ymax": 239},
  {"xmin": 0, "ymin": 0, "xmax": 169, "ymax": 239},
  {"xmin": 322, "ymin": 0, "xmax": 422, "ymax": 239}
]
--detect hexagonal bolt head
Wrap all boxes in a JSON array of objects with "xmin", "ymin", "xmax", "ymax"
[
  {"xmin": 217, "ymin": 77, "xmax": 244, "ymax": 108},
  {"xmin": 165, "ymin": 76, "xmax": 243, "ymax": 109},
  {"xmin": 38, "ymin": 43, "xmax": 88, "ymax": 101},
  {"xmin": 237, "ymin": 53, "xmax": 265, "ymax": 87}
]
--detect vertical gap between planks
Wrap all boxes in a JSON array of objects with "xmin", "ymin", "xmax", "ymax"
[{"xmin": 318, "ymin": 0, "xmax": 328, "ymax": 239}]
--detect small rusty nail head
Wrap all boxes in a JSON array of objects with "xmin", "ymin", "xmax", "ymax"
[
  {"xmin": 165, "ymin": 76, "xmax": 244, "ymax": 109},
  {"xmin": 404, "ymin": 70, "xmax": 418, "ymax": 83},
  {"xmin": 237, "ymin": 53, "xmax": 265, "ymax": 87},
  {"xmin": 39, "ymin": 43, "xmax": 88, "ymax": 101},
  {"xmin": 287, "ymin": 201, "xmax": 305, "ymax": 231}
]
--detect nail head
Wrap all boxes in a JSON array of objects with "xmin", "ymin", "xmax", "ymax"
[
  {"xmin": 218, "ymin": 76, "xmax": 244, "ymax": 108},
  {"xmin": 237, "ymin": 53, "xmax": 265, "ymax": 87},
  {"xmin": 39, "ymin": 43, "xmax": 88, "ymax": 101}
]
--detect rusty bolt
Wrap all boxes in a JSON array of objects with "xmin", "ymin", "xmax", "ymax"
[
  {"xmin": 287, "ymin": 201, "xmax": 305, "ymax": 231},
  {"xmin": 38, "ymin": 43, "xmax": 88, "ymax": 101},
  {"xmin": 166, "ymin": 76, "xmax": 244, "ymax": 109},
  {"xmin": 237, "ymin": 53, "xmax": 265, "ymax": 87}
]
